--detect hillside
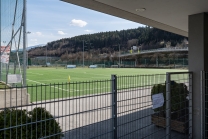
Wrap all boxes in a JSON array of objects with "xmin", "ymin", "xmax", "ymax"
[{"xmin": 28, "ymin": 26, "xmax": 188, "ymax": 62}]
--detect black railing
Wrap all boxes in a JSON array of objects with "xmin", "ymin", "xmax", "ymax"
[
  {"xmin": 202, "ymin": 71, "xmax": 208, "ymax": 139},
  {"xmin": 0, "ymin": 73, "xmax": 192, "ymax": 139}
]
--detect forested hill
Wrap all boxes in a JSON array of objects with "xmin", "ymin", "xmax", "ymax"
[{"xmin": 28, "ymin": 27, "xmax": 187, "ymax": 58}]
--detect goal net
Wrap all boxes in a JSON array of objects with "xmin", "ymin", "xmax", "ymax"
[
  {"xmin": 111, "ymin": 65, "xmax": 119, "ymax": 68},
  {"xmin": 95, "ymin": 64, "xmax": 105, "ymax": 68}
]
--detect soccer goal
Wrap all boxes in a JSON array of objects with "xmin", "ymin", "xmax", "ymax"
[
  {"xmin": 111, "ymin": 65, "xmax": 119, "ymax": 68},
  {"xmin": 95, "ymin": 64, "xmax": 105, "ymax": 68}
]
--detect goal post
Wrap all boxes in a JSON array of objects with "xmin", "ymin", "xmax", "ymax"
[
  {"xmin": 95, "ymin": 64, "xmax": 105, "ymax": 68},
  {"xmin": 111, "ymin": 65, "xmax": 119, "ymax": 68}
]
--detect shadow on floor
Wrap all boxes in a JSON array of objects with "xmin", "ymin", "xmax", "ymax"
[{"xmin": 62, "ymin": 108, "xmax": 190, "ymax": 139}]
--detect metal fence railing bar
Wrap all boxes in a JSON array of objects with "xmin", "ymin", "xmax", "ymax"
[
  {"xmin": 0, "ymin": 72, "xmax": 192, "ymax": 139},
  {"xmin": 120, "ymin": 47, "xmax": 188, "ymax": 57},
  {"xmin": 201, "ymin": 71, "xmax": 208, "ymax": 139}
]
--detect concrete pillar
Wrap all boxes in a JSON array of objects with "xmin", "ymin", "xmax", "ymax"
[{"xmin": 189, "ymin": 13, "xmax": 208, "ymax": 138}]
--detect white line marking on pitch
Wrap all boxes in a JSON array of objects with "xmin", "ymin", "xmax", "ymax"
[
  {"xmin": 79, "ymin": 72, "xmax": 110, "ymax": 77},
  {"xmin": 27, "ymin": 79, "xmax": 71, "ymax": 91},
  {"xmin": 36, "ymin": 79, "xmax": 68, "ymax": 81},
  {"xmin": 36, "ymin": 77, "xmax": 89, "ymax": 81},
  {"xmin": 27, "ymin": 79, "xmax": 42, "ymax": 84},
  {"xmin": 56, "ymin": 70, "xmax": 110, "ymax": 77},
  {"xmin": 27, "ymin": 79, "xmax": 111, "ymax": 92},
  {"xmin": 27, "ymin": 72, "xmax": 43, "ymax": 75},
  {"xmin": 27, "ymin": 79, "xmax": 140, "ymax": 91}
]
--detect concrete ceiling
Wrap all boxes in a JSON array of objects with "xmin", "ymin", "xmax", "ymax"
[{"xmin": 61, "ymin": 0, "xmax": 208, "ymax": 37}]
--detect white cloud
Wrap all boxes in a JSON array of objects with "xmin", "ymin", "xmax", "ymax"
[
  {"xmin": 70, "ymin": 19, "xmax": 87, "ymax": 27},
  {"xmin": 30, "ymin": 39, "xmax": 38, "ymax": 42},
  {"xmin": 35, "ymin": 32, "xmax": 42, "ymax": 36},
  {"xmin": 58, "ymin": 31, "xmax": 67, "ymax": 35},
  {"xmin": 85, "ymin": 30, "xmax": 93, "ymax": 33}
]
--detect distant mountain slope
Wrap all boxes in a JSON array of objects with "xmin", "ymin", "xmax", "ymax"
[
  {"xmin": 11, "ymin": 44, "xmax": 45, "ymax": 52},
  {"xmin": 28, "ymin": 27, "xmax": 187, "ymax": 59},
  {"xmin": 27, "ymin": 44, "xmax": 46, "ymax": 50}
]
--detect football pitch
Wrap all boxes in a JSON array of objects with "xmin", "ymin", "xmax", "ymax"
[
  {"xmin": 26, "ymin": 68, "xmax": 187, "ymax": 101},
  {"xmin": 27, "ymin": 68, "xmax": 187, "ymax": 85}
]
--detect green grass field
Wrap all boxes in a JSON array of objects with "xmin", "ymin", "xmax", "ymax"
[
  {"xmin": 26, "ymin": 68, "xmax": 188, "ymax": 101},
  {"xmin": 27, "ymin": 68, "xmax": 187, "ymax": 84}
]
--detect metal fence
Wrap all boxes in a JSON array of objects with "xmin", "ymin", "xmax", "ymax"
[
  {"xmin": 0, "ymin": 72, "xmax": 192, "ymax": 139},
  {"xmin": 120, "ymin": 47, "xmax": 188, "ymax": 57},
  {"xmin": 28, "ymin": 58, "xmax": 188, "ymax": 69},
  {"xmin": 201, "ymin": 71, "xmax": 208, "ymax": 138},
  {"xmin": 138, "ymin": 58, "xmax": 188, "ymax": 69},
  {"xmin": 29, "ymin": 59, "xmax": 137, "ymax": 68},
  {"xmin": 0, "ymin": 0, "xmax": 26, "ymax": 85},
  {"xmin": 116, "ymin": 73, "xmax": 192, "ymax": 139}
]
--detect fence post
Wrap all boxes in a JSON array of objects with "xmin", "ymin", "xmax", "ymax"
[
  {"xmin": 200, "ymin": 71, "xmax": 203, "ymax": 138},
  {"xmin": 189, "ymin": 72, "xmax": 193, "ymax": 138},
  {"xmin": 166, "ymin": 73, "xmax": 171, "ymax": 139},
  {"xmin": 111, "ymin": 75, "xmax": 117, "ymax": 139}
]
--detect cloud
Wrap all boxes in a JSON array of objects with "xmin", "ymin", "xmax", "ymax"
[
  {"xmin": 70, "ymin": 19, "xmax": 87, "ymax": 27},
  {"xmin": 58, "ymin": 31, "xmax": 67, "ymax": 35},
  {"xmin": 35, "ymin": 32, "xmax": 42, "ymax": 36},
  {"xmin": 30, "ymin": 39, "xmax": 38, "ymax": 42},
  {"xmin": 85, "ymin": 30, "xmax": 93, "ymax": 33}
]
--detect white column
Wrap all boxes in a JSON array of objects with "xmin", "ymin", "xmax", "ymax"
[{"xmin": 189, "ymin": 13, "xmax": 208, "ymax": 139}]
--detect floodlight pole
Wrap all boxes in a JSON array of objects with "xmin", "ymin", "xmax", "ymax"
[
  {"xmin": 23, "ymin": 0, "xmax": 27, "ymax": 86},
  {"xmin": 0, "ymin": 41, "xmax": 6, "ymax": 81},
  {"xmin": 119, "ymin": 44, "xmax": 120, "ymax": 68},
  {"xmin": 82, "ymin": 40, "xmax": 84, "ymax": 68},
  {"xmin": 26, "ymin": 32, "xmax": 30, "ymax": 67},
  {"xmin": 0, "ymin": 1, "xmax": 2, "ymax": 81},
  {"xmin": 46, "ymin": 45, "xmax": 47, "ymax": 65},
  {"xmin": 0, "ymin": 48, "xmax": 1, "ymax": 81},
  {"xmin": 0, "ymin": 40, "xmax": 6, "ymax": 81}
]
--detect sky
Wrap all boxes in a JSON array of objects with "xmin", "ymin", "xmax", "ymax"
[{"xmin": 27, "ymin": 0, "xmax": 144, "ymax": 47}]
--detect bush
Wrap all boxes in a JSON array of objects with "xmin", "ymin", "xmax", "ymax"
[
  {"xmin": 0, "ymin": 109, "xmax": 30, "ymax": 139},
  {"xmin": 151, "ymin": 81, "xmax": 188, "ymax": 114},
  {"xmin": 0, "ymin": 108, "xmax": 63, "ymax": 139},
  {"xmin": 29, "ymin": 108, "xmax": 63, "ymax": 139}
]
